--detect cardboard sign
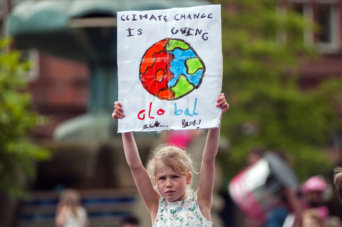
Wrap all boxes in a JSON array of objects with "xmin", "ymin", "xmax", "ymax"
[{"xmin": 117, "ymin": 5, "xmax": 222, "ymax": 132}]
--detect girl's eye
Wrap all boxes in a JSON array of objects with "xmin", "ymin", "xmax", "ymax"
[
  {"xmin": 158, "ymin": 176, "xmax": 166, "ymax": 181},
  {"xmin": 172, "ymin": 175, "xmax": 179, "ymax": 179}
]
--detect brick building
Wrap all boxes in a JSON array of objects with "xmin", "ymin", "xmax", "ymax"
[
  {"xmin": 290, "ymin": 1, "xmax": 342, "ymax": 89},
  {"xmin": 1, "ymin": 0, "xmax": 90, "ymax": 139}
]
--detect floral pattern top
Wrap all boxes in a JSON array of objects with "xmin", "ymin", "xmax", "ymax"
[{"xmin": 153, "ymin": 194, "xmax": 213, "ymax": 227}]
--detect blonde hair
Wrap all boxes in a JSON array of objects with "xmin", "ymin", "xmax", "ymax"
[
  {"xmin": 147, "ymin": 145, "xmax": 196, "ymax": 196},
  {"xmin": 60, "ymin": 189, "xmax": 81, "ymax": 218}
]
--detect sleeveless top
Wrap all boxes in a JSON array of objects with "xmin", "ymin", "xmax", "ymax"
[
  {"xmin": 63, "ymin": 206, "xmax": 88, "ymax": 227},
  {"xmin": 153, "ymin": 194, "xmax": 213, "ymax": 227}
]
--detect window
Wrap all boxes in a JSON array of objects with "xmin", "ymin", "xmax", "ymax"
[
  {"xmin": 292, "ymin": 3, "xmax": 314, "ymax": 45},
  {"xmin": 289, "ymin": 1, "xmax": 341, "ymax": 53},
  {"xmin": 21, "ymin": 50, "xmax": 40, "ymax": 82},
  {"xmin": 316, "ymin": 4, "xmax": 340, "ymax": 53},
  {"xmin": 27, "ymin": 51, "xmax": 40, "ymax": 81}
]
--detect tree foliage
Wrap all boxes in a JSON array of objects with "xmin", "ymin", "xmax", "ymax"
[
  {"xmin": 0, "ymin": 38, "xmax": 49, "ymax": 197},
  {"xmin": 215, "ymin": 0, "xmax": 342, "ymax": 180}
]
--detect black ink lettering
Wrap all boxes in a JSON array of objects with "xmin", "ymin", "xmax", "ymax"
[
  {"xmin": 132, "ymin": 14, "xmax": 137, "ymax": 21},
  {"xmin": 163, "ymin": 15, "xmax": 168, "ymax": 22},
  {"xmin": 181, "ymin": 119, "xmax": 202, "ymax": 128},
  {"xmin": 195, "ymin": 29, "xmax": 202, "ymax": 35},
  {"xmin": 142, "ymin": 120, "xmax": 167, "ymax": 129},
  {"xmin": 120, "ymin": 15, "xmax": 126, "ymax": 21},
  {"xmin": 202, "ymin": 32, "xmax": 208, "ymax": 41},
  {"xmin": 193, "ymin": 13, "xmax": 200, "ymax": 19},
  {"xmin": 126, "ymin": 28, "xmax": 134, "ymax": 37},
  {"xmin": 171, "ymin": 27, "xmax": 178, "ymax": 35},
  {"xmin": 171, "ymin": 12, "xmax": 214, "ymax": 21},
  {"xmin": 170, "ymin": 26, "xmax": 209, "ymax": 41},
  {"xmin": 150, "ymin": 14, "xmax": 157, "ymax": 21},
  {"xmin": 140, "ymin": 14, "xmax": 148, "ymax": 20},
  {"xmin": 180, "ymin": 27, "xmax": 187, "ymax": 34},
  {"xmin": 186, "ymin": 28, "xmax": 194, "ymax": 36},
  {"xmin": 138, "ymin": 28, "xmax": 143, "ymax": 35}
]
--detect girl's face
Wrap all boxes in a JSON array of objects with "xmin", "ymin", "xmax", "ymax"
[{"xmin": 154, "ymin": 162, "xmax": 191, "ymax": 202}]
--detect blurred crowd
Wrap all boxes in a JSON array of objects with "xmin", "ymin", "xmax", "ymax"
[
  {"xmin": 53, "ymin": 137, "xmax": 342, "ymax": 227},
  {"xmin": 229, "ymin": 148, "xmax": 342, "ymax": 227}
]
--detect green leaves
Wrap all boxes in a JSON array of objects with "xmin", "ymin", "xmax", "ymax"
[{"xmin": 0, "ymin": 37, "xmax": 49, "ymax": 198}]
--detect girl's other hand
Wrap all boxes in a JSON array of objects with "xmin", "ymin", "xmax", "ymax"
[
  {"xmin": 216, "ymin": 93, "xmax": 229, "ymax": 114},
  {"xmin": 112, "ymin": 101, "xmax": 125, "ymax": 121}
]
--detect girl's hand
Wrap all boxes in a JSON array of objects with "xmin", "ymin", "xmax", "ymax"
[
  {"xmin": 216, "ymin": 93, "xmax": 229, "ymax": 114},
  {"xmin": 112, "ymin": 101, "xmax": 125, "ymax": 121}
]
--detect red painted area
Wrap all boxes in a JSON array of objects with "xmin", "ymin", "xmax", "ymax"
[
  {"xmin": 140, "ymin": 50, "xmax": 174, "ymax": 97},
  {"xmin": 157, "ymin": 88, "xmax": 174, "ymax": 100},
  {"xmin": 140, "ymin": 39, "xmax": 168, "ymax": 74}
]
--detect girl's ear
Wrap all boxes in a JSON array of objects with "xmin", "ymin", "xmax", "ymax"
[{"xmin": 186, "ymin": 172, "xmax": 192, "ymax": 185}]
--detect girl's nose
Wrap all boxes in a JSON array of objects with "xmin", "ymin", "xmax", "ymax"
[{"xmin": 165, "ymin": 178, "xmax": 172, "ymax": 187}]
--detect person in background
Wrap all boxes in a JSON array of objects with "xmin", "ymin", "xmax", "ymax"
[
  {"xmin": 55, "ymin": 189, "xmax": 88, "ymax": 227},
  {"xmin": 120, "ymin": 215, "xmax": 140, "ymax": 227},
  {"xmin": 263, "ymin": 151, "xmax": 303, "ymax": 227},
  {"xmin": 245, "ymin": 148, "xmax": 303, "ymax": 227},
  {"xmin": 246, "ymin": 147, "xmax": 264, "ymax": 167},
  {"xmin": 300, "ymin": 175, "xmax": 329, "ymax": 220},
  {"xmin": 159, "ymin": 129, "xmax": 203, "ymax": 150},
  {"xmin": 334, "ymin": 167, "xmax": 342, "ymax": 202}
]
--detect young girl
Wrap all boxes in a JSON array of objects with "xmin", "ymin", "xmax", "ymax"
[
  {"xmin": 112, "ymin": 93, "xmax": 229, "ymax": 226},
  {"xmin": 55, "ymin": 189, "xmax": 89, "ymax": 227}
]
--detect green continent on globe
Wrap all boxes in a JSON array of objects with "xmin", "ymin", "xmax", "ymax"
[
  {"xmin": 170, "ymin": 75, "xmax": 194, "ymax": 99},
  {"xmin": 186, "ymin": 57, "xmax": 204, "ymax": 75},
  {"xmin": 166, "ymin": 39, "xmax": 189, "ymax": 51}
]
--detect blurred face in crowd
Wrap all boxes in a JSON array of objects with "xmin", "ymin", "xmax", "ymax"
[{"xmin": 305, "ymin": 190, "xmax": 324, "ymax": 206}]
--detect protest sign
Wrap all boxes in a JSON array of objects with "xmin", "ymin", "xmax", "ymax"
[{"xmin": 117, "ymin": 4, "xmax": 222, "ymax": 132}]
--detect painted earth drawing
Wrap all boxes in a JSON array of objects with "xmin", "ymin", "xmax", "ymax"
[{"xmin": 139, "ymin": 38, "xmax": 205, "ymax": 100}]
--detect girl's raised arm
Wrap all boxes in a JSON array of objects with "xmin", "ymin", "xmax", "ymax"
[
  {"xmin": 197, "ymin": 93, "xmax": 229, "ymax": 219},
  {"xmin": 112, "ymin": 102, "xmax": 159, "ymax": 217}
]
